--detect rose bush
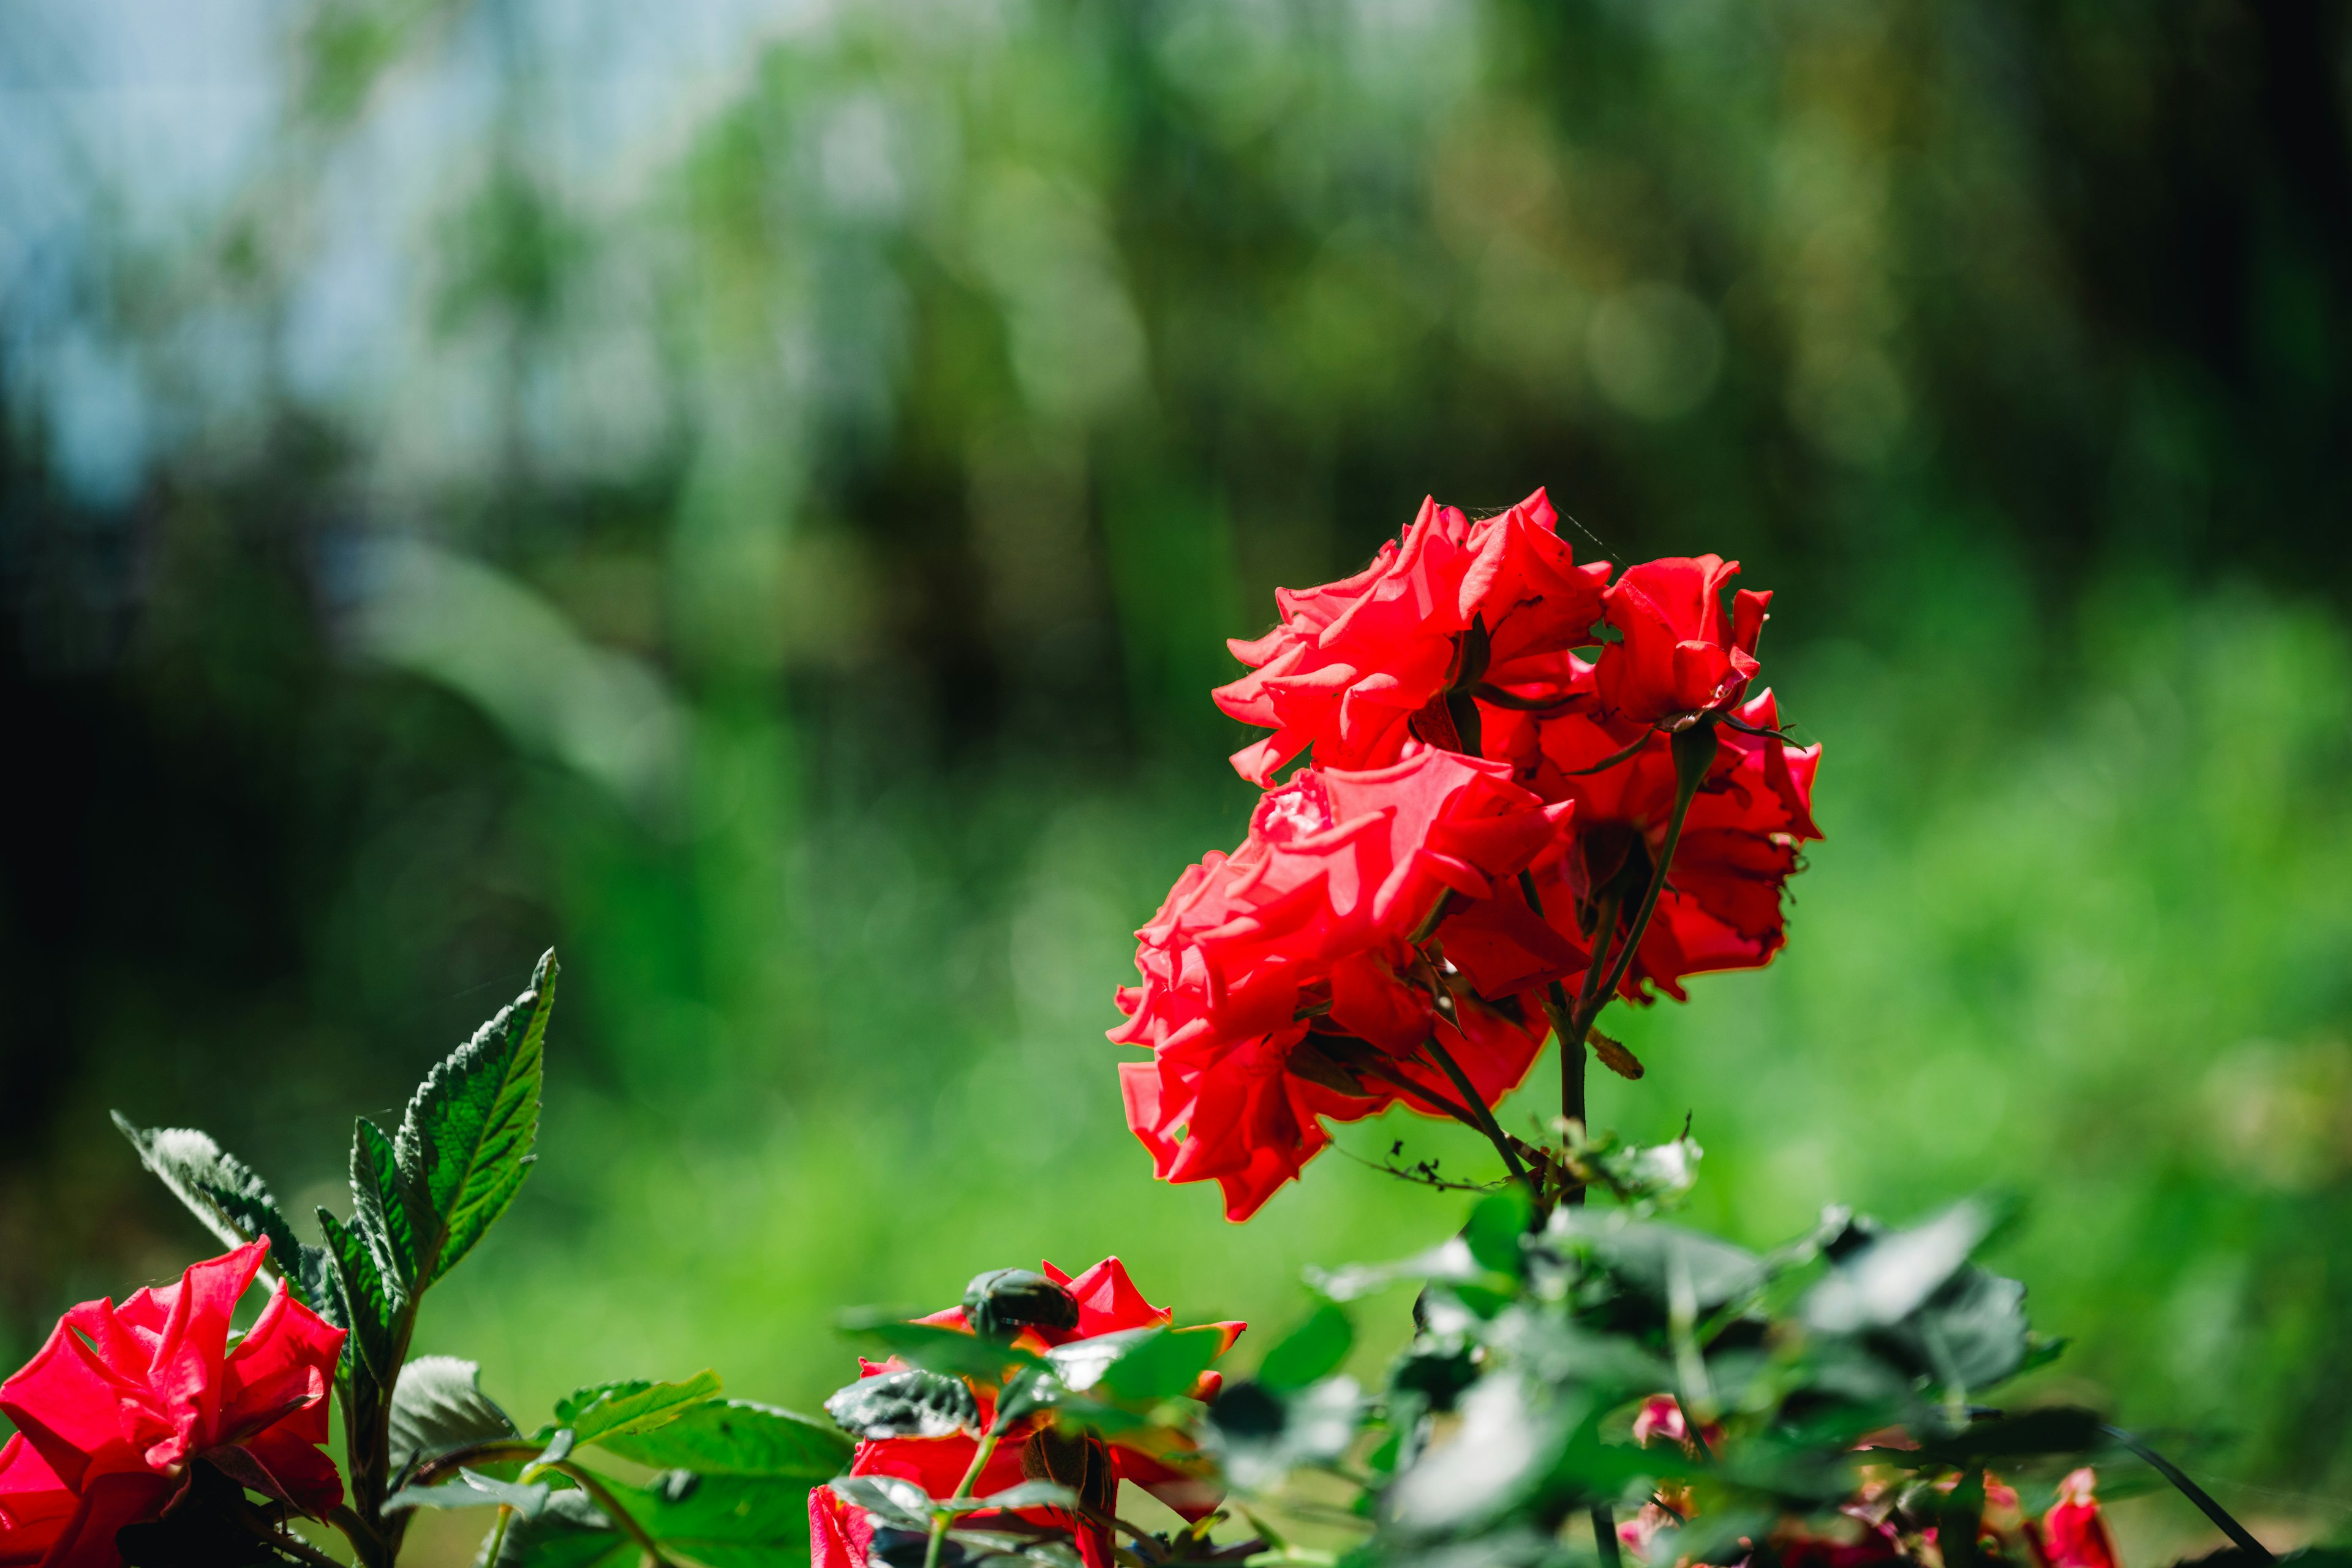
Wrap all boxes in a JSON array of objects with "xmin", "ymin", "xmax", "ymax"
[{"xmin": 10, "ymin": 483, "xmax": 2312, "ymax": 1568}]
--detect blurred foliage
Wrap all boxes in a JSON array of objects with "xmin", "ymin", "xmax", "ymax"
[{"xmin": 1, "ymin": 0, "xmax": 2349, "ymax": 1560}]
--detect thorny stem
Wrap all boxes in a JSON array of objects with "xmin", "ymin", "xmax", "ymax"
[
  {"xmin": 234, "ymin": 1501, "xmax": 347, "ymax": 1568},
  {"xmin": 1343, "ymin": 1050, "xmax": 1482, "ymax": 1125},
  {"xmin": 924, "ymin": 1413, "xmax": 1009, "ymax": 1568},
  {"xmin": 1419, "ymin": 1033, "xmax": 1530, "ymax": 1186}
]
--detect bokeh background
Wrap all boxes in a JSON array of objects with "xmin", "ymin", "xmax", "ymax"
[{"xmin": 4, "ymin": 0, "xmax": 2350, "ymax": 1560}]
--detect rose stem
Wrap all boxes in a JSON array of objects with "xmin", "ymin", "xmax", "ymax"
[
  {"xmin": 1571, "ymin": 724, "xmax": 1717, "ymax": 1044},
  {"xmin": 1418, "ymin": 1032, "xmax": 1530, "ymax": 1188},
  {"xmin": 924, "ymin": 1411, "xmax": 1010, "ymax": 1568}
]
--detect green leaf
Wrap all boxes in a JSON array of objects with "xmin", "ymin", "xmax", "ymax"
[
  {"xmin": 393, "ymin": 949, "xmax": 556, "ymax": 1288},
  {"xmin": 351, "ymin": 1117, "xmax": 421, "ymax": 1291},
  {"xmin": 596, "ymin": 1398, "xmax": 851, "ymax": 1480},
  {"xmin": 827, "ymin": 1475, "xmax": 935, "ymax": 1530},
  {"xmin": 843, "ymin": 1319, "xmax": 1044, "ymax": 1382},
  {"xmin": 612, "ymin": 1471, "xmax": 814, "ymax": 1564},
  {"xmin": 482, "ymin": 1489, "xmax": 632, "ymax": 1568},
  {"xmin": 317, "ymin": 1207, "xmax": 400, "ymax": 1381},
  {"xmin": 389, "ymin": 1356, "xmax": 519, "ymax": 1480},
  {"xmin": 555, "ymin": 1371, "xmax": 724, "ymax": 1446},
  {"xmin": 1464, "ymin": 1186, "xmax": 1533, "ymax": 1277},
  {"xmin": 1096, "ymin": 1327, "xmax": 1226, "ymax": 1403},
  {"xmin": 1257, "ymin": 1302, "xmax": 1353, "ymax": 1393},
  {"xmin": 383, "ymin": 1468, "xmax": 551, "ymax": 1517},
  {"xmin": 824, "ymin": 1369, "xmax": 980, "ymax": 1440},
  {"xmin": 110, "ymin": 1115, "xmax": 334, "ymax": 1314}
]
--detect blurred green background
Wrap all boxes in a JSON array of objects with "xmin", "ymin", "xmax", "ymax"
[{"xmin": 3, "ymin": 0, "xmax": 2350, "ymax": 1560}]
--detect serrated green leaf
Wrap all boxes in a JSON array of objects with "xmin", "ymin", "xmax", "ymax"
[
  {"xmin": 1257, "ymin": 1303, "xmax": 1352, "ymax": 1393},
  {"xmin": 318, "ymin": 1207, "xmax": 400, "ymax": 1381},
  {"xmin": 390, "ymin": 1357, "xmax": 519, "ymax": 1481},
  {"xmin": 596, "ymin": 1398, "xmax": 850, "ymax": 1479},
  {"xmin": 111, "ymin": 1114, "xmax": 333, "ymax": 1314},
  {"xmin": 394, "ymin": 950, "xmax": 556, "ymax": 1289},
  {"xmin": 352, "ymin": 1117, "xmax": 421, "ymax": 1291},
  {"xmin": 555, "ymin": 1371, "xmax": 723, "ymax": 1446},
  {"xmin": 843, "ymin": 1319, "xmax": 1044, "ymax": 1383}
]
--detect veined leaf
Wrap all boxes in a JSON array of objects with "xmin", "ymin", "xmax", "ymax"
[
  {"xmin": 390, "ymin": 1356, "xmax": 519, "ymax": 1481},
  {"xmin": 596, "ymin": 1398, "xmax": 851, "ymax": 1479},
  {"xmin": 498, "ymin": 1472, "xmax": 814, "ymax": 1568},
  {"xmin": 111, "ymin": 1115, "xmax": 334, "ymax": 1314},
  {"xmin": 827, "ymin": 1475, "xmax": 933, "ymax": 1529},
  {"xmin": 393, "ymin": 950, "xmax": 557, "ymax": 1288},
  {"xmin": 383, "ymin": 1469, "xmax": 551, "ymax": 1518},
  {"xmin": 318, "ymin": 1207, "xmax": 400, "ymax": 1381},
  {"xmin": 351, "ymin": 1117, "xmax": 420, "ymax": 1291},
  {"xmin": 824, "ymin": 1369, "xmax": 979, "ymax": 1441},
  {"xmin": 482, "ymin": 1490, "xmax": 631, "ymax": 1568},
  {"xmin": 555, "ymin": 1371, "xmax": 723, "ymax": 1446},
  {"xmin": 612, "ymin": 1471, "xmax": 813, "ymax": 1564}
]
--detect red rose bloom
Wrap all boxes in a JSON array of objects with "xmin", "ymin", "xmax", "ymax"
[
  {"xmin": 811, "ymin": 1259, "xmax": 1243, "ymax": 1568},
  {"xmin": 1595, "ymin": 554, "xmax": 1771, "ymax": 728},
  {"xmin": 1452, "ymin": 690, "xmax": 1820, "ymax": 1005},
  {"xmin": 1215, "ymin": 490, "xmax": 1611, "ymax": 784},
  {"xmin": 0, "ymin": 1240, "xmax": 345, "ymax": 1568},
  {"xmin": 1111, "ymin": 748, "xmax": 1575, "ymax": 1218}
]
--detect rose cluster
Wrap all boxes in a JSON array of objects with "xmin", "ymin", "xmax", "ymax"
[{"xmin": 1113, "ymin": 491, "xmax": 1821, "ymax": 1218}]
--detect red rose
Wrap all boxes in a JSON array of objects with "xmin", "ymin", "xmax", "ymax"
[
  {"xmin": 1596, "ymin": 554, "xmax": 1771, "ymax": 728},
  {"xmin": 1110, "ymin": 748, "xmax": 1573, "ymax": 1218},
  {"xmin": 1120, "ymin": 997, "xmax": 1548, "ymax": 1222},
  {"xmin": 807, "ymin": 1484, "xmax": 874, "ymax": 1568},
  {"xmin": 812, "ymin": 1260, "xmax": 1244, "ymax": 1568},
  {"xmin": 1450, "ymin": 690, "xmax": 1820, "ymax": 1006},
  {"xmin": 0, "ymin": 1240, "xmax": 345, "ymax": 1568},
  {"xmin": 1215, "ymin": 490, "xmax": 1611, "ymax": 783}
]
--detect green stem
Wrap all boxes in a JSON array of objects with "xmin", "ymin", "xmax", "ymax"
[
  {"xmin": 924, "ymin": 1415, "xmax": 1009, "ymax": 1568},
  {"xmin": 1419, "ymin": 1033, "xmax": 1529, "ymax": 1186},
  {"xmin": 1593, "ymin": 1505, "xmax": 1623, "ymax": 1568},
  {"xmin": 541, "ymin": 1461, "xmax": 676, "ymax": 1568},
  {"xmin": 481, "ymin": 1504, "xmax": 516, "ymax": 1568},
  {"xmin": 1575, "ymin": 725, "xmax": 1716, "ymax": 1042},
  {"xmin": 1521, "ymin": 872, "xmax": 1617, "ymax": 1210}
]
